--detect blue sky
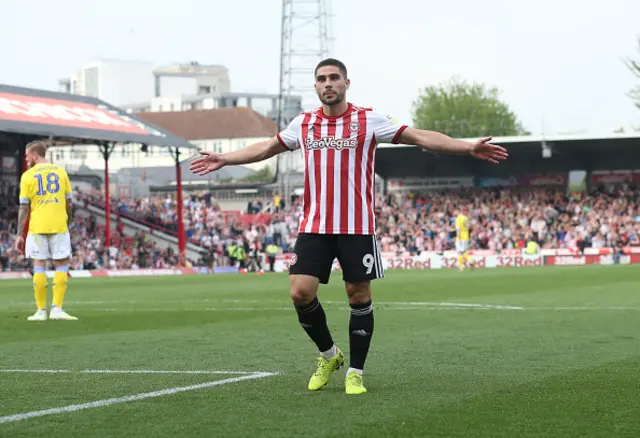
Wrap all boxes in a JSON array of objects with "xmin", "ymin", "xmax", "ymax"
[{"xmin": 2, "ymin": 0, "xmax": 639, "ymax": 135}]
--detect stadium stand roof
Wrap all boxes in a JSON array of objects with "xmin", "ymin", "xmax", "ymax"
[
  {"xmin": 136, "ymin": 107, "xmax": 278, "ymax": 140},
  {"xmin": 116, "ymin": 162, "xmax": 256, "ymax": 185},
  {"xmin": 0, "ymin": 84, "xmax": 202, "ymax": 261},
  {"xmin": 375, "ymin": 132, "xmax": 640, "ymax": 179},
  {"xmin": 0, "ymin": 84, "xmax": 197, "ymax": 150},
  {"xmin": 378, "ymin": 131, "xmax": 640, "ymax": 149}
]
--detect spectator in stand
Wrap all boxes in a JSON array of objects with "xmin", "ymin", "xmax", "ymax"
[{"xmin": 3, "ymin": 183, "xmax": 639, "ymax": 272}]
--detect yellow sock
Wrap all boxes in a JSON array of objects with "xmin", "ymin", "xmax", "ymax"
[
  {"xmin": 33, "ymin": 270, "xmax": 48, "ymax": 310},
  {"xmin": 52, "ymin": 269, "xmax": 69, "ymax": 309},
  {"xmin": 457, "ymin": 255, "xmax": 464, "ymax": 268},
  {"xmin": 464, "ymin": 253, "xmax": 471, "ymax": 263}
]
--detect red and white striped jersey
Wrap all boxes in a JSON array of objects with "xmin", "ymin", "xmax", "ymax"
[{"xmin": 277, "ymin": 103, "xmax": 408, "ymax": 235}]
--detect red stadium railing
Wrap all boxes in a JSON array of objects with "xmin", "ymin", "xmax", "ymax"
[{"xmin": 82, "ymin": 199, "xmax": 274, "ymax": 248}]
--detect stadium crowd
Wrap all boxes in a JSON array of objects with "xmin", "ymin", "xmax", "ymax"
[
  {"xmin": 74, "ymin": 188, "xmax": 297, "ymax": 268},
  {"xmin": 376, "ymin": 187, "xmax": 640, "ymax": 255},
  {"xmin": 2, "ymin": 178, "xmax": 640, "ymax": 272},
  {"xmin": 79, "ymin": 186, "xmax": 640, "ymax": 256}
]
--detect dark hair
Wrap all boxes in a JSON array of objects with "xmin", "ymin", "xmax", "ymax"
[{"xmin": 315, "ymin": 58, "xmax": 347, "ymax": 78}]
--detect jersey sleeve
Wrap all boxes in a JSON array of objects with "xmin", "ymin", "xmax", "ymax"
[
  {"xmin": 18, "ymin": 173, "xmax": 30, "ymax": 205},
  {"xmin": 369, "ymin": 110, "xmax": 408, "ymax": 144},
  {"xmin": 277, "ymin": 114, "xmax": 304, "ymax": 151}
]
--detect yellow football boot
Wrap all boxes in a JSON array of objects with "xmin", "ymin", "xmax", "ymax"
[
  {"xmin": 307, "ymin": 347, "xmax": 344, "ymax": 391},
  {"xmin": 345, "ymin": 370, "xmax": 367, "ymax": 395}
]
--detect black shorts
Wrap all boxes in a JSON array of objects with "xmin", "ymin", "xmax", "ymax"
[{"xmin": 288, "ymin": 233, "xmax": 384, "ymax": 284}]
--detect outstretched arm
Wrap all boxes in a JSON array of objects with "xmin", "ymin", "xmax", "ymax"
[
  {"xmin": 398, "ymin": 127, "xmax": 472, "ymax": 155},
  {"xmin": 190, "ymin": 137, "xmax": 287, "ymax": 175},
  {"xmin": 396, "ymin": 127, "xmax": 508, "ymax": 164},
  {"xmin": 223, "ymin": 137, "xmax": 287, "ymax": 165}
]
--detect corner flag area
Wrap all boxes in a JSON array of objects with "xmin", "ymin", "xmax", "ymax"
[{"xmin": 1, "ymin": 267, "xmax": 640, "ymax": 437}]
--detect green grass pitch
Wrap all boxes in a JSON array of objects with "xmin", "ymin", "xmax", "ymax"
[{"xmin": 1, "ymin": 265, "xmax": 639, "ymax": 437}]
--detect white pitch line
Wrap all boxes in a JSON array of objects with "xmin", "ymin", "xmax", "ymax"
[
  {"xmin": 8, "ymin": 297, "xmax": 639, "ymax": 311},
  {"xmin": 8, "ymin": 304, "xmax": 639, "ymax": 312},
  {"xmin": 0, "ymin": 369, "xmax": 263, "ymax": 375},
  {"xmin": 435, "ymin": 302, "xmax": 524, "ymax": 310},
  {"xmin": 7, "ymin": 307, "xmax": 296, "ymax": 312},
  {"xmin": 324, "ymin": 300, "xmax": 525, "ymax": 310},
  {"xmin": 522, "ymin": 306, "xmax": 635, "ymax": 311},
  {"xmin": 9, "ymin": 299, "xmax": 277, "ymax": 306},
  {"xmin": 203, "ymin": 307, "xmax": 293, "ymax": 311},
  {"xmin": 0, "ymin": 371, "xmax": 278, "ymax": 425},
  {"xmin": 38, "ymin": 303, "xmax": 526, "ymax": 311},
  {"xmin": 391, "ymin": 307, "xmax": 496, "ymax": 311},
  {"xmin": 80, "ymin": 307, "xmax": 296, "ymax": 312},
  {"xmin": 384, "ymin": 304, "xmax": 638, "ymax": 311},
  {"xmin": 5, "ymin": 299, "xmax": 528, "ymax": 310}
]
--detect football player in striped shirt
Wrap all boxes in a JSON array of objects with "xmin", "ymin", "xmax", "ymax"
[{"xmin": 190, "ymin": 58, "xmax": 508, "ymax": 395}]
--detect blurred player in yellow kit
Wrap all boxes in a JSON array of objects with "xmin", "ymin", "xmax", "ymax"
[
  {"xmin": 14, "ymin": 140, "xmax": 77, "ymax": 321},
  {"xmin": 455, "ymin": 207, "xmax": 475, "ymax": 271}
]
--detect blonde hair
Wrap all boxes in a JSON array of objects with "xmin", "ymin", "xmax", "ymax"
[{"xmin": 26, "ymin": 140, "xmax": 50, "ymax": 158}]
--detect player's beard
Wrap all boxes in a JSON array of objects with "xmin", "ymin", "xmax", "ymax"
[{"xmin": 318, "ymin": 90, "xmax": 345, "ymax": 106}]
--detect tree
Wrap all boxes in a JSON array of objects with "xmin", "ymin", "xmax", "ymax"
[
  {"xmin": 240, "ymin": 165, "xmax": 274, "ymax": 182},
  {"xmin": 624, "ymin": 37, "xmax": 640, "ymax": 111},
  {"xmin": 212, "ymin": 166, "xmax": 274, "ymax": 184},
  {"xmin": 411, "ymin": 77, "xmax": 529, "ymax": 138}
]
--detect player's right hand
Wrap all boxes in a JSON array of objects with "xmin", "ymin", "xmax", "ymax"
[
  {"xmin": 470, "ymin": 137, "xmax": 509, "ymax": 164},
  {"xmin": 189, "ymin": 151, "xmax": 227, "ymax": 175},
  {"xmin": 14, "ymin": 236, "xmax": 25, "ymax": 254}
]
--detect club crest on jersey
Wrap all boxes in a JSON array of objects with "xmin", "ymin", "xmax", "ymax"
[
  {"xmin": 305, "ymin": 137, "xmax": 358, "ymax": 151},
  {"xmin": 348, "ymin": 122, "xmax": 360, "ymax": 132}
]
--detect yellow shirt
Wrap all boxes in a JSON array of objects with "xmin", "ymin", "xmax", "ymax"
[
  {"xmin": 455, "ymin": 214, "xmax": 470, "ymax": 241},
  {"xmin": 526, "ymin": 241, "xmax": 538, "ymax": 255},
  {"xmin": 19, "ymin": 163, "xmax": 72, "ymax": 234}
]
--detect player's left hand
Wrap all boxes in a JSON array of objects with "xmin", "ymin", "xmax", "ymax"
[
  {"xmin": 189, "ymin": 151, "xmax": 227, "ymax": 175},
  {"xmin": 470, "ymin": 137, "xmax": 509, "ymax": 164},
  {"xmin": 14, "ymin": 236, "xmax": 25, "ymax": 253}
]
